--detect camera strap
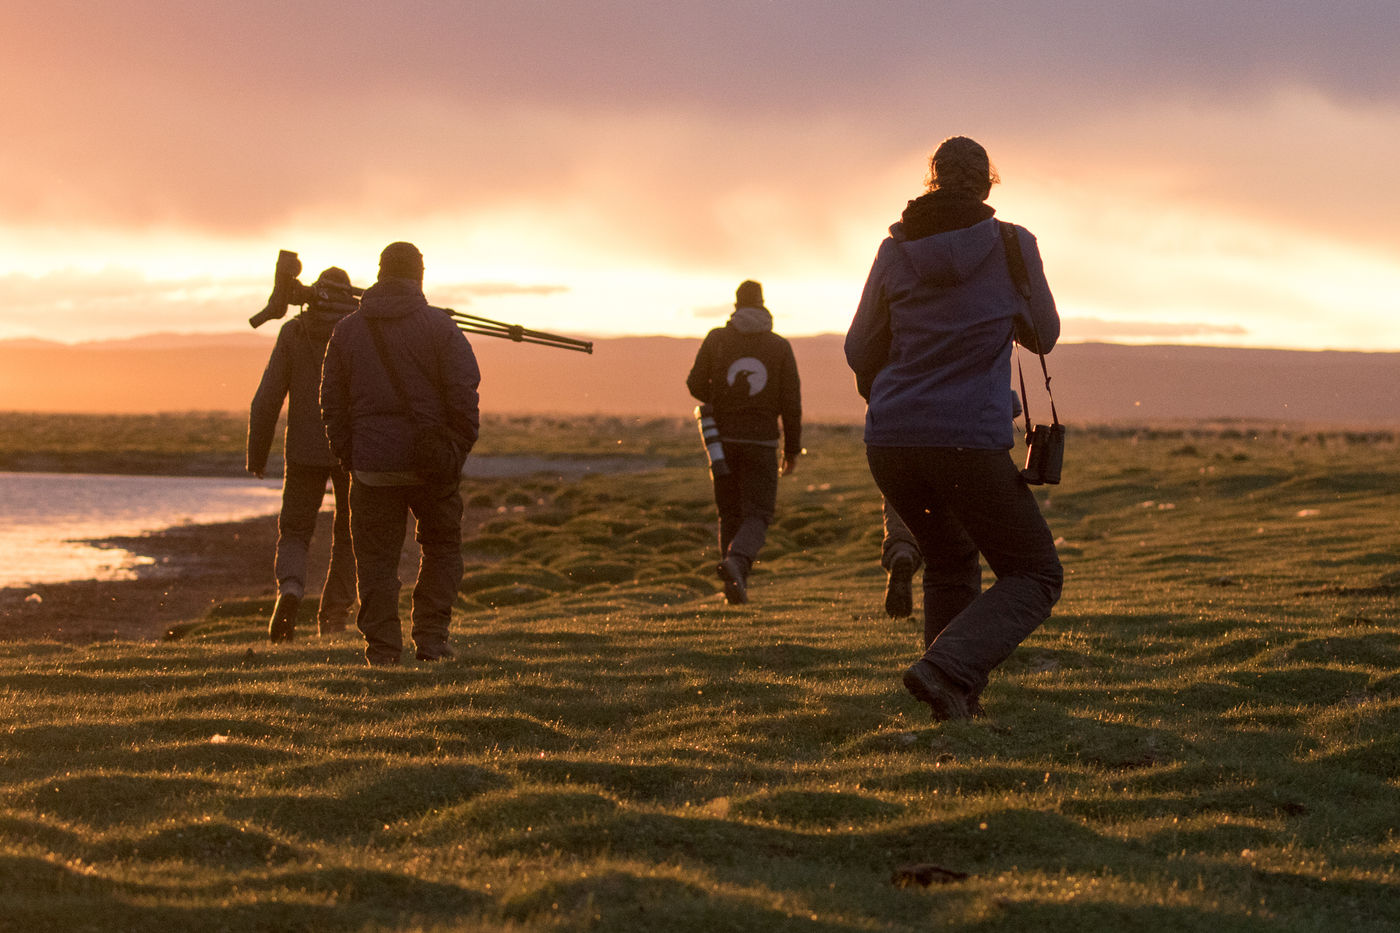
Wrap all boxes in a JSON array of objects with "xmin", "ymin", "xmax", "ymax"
[
  {"xmin": 999, "ymin": 221, "xmax": 1059, "ymax": 433},
  {"xmin": 366, "ymin": 316, "xmax": 450, "ymax": 435}
]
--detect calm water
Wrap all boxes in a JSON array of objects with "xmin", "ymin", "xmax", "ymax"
[
  {"xmin": 0, "ymin": 457, "xmax": 661, "ymax": 590},
  {"xmin": 0, "ymin": 472, "xmax": 284, "ymax": 589}
]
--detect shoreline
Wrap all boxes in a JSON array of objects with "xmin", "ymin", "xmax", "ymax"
[
  {"xmin": 0, "ymin": 454, "xmax": 670, "ymax": 645},
  {"xmin": 0, "ymin": 512, "xmax": 286, "ymax": 644}
]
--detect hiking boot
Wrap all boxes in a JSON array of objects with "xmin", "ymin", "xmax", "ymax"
[
  {"xmin": 902, "ymin": 659, "xmax": 972, "ymax": 722},
  {"xmin": 884, "ymin": 553, "xmax": 916, "ymax": 618},
  {"xmin": 317, "ymin": 613, "xmax": 350, "ymax": 636},
  {"xmin": 268, "ymin": 593, "xmax": 300, "ymax": 643},
  {"xmin": 717, "ymin": 556, "xmax": 748, "ymax": 605},
  {"xmin": 415, "ymin": 644, "xmax": 456, "ymax": 662}
]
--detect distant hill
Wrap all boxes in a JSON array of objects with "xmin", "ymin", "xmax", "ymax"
[{"xmin": 1, "ymin": 332, "xmax": 1396, "ymax": 426}]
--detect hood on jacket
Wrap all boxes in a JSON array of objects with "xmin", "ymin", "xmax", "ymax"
[
  {"xmin": 728, "ymin": 305, "xmax": 773, "ymax": 335},
  {"xmin": 301, "ymin": 308, "xmax": 347, "ymax": 343},
  {"xmin": 358, "ymin": 278, "xmax": 428, "ymax": 318},
  {"xmin": 890, "ymin": 216, "xmax": 1002, "ymax": 289}
]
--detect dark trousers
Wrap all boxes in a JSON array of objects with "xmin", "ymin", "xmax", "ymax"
[
  {"xmin": 712, "ymin": 441, "xmax": 779, "ymax": 569},
  {"xmin": 349, "ymin": 478, "xmax": 463, "ymax": 664},
  {"xmin": 881, "ymin": 496, "xmax": 922, "ymax": 572},
  {"xmin": 867, "ymin": 446, "xmax": 1063, "ymax": 695},
  {"xmin": 276, "ymin": 461, "xmax": 355, "ymax": 624}
]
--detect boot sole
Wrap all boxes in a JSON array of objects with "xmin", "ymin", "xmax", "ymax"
[{"xmin": 902, "ymin": 663, "xmax": 971, "ymax": 722}]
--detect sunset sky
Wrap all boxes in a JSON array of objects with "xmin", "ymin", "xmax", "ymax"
[{"xmin": 1, "ymin": 1, "xmax": 1397, "ymax": 350}]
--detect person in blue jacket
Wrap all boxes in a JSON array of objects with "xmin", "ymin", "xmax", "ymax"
[{"xmin": 845, "ymin": 136, "xmax": 1063, "ymax": 721}]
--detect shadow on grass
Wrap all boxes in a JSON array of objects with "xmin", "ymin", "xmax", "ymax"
[
  {"xmin": 225, "ymin": 762, "xmax": 510, "ymax": 843},
  {"xmin": 499, "ymin": 868, "xmax": 856, "ymax": 932},
  {"xmin": 11, "ymin": 774, "xmax": 226, "ymax": 829},
  {"xmin": 475, "ymin": 805, "xmax": 1121, "ymax": 874},
  {"xmin": 0, "ymin": 853, "xmax": 491, "ymax": 933},
  {"xmin": 3, "ymin": 718, "xmax": 297, "ymax": 768},
  {"xmin": 513, "ymin": 757, "xmax": 787, "ymax": 807},
  {"xmin": 730, "ymin": 789, "xmax": 905, "ymax": 828},
  {"xmin": 399, "ymin": 786, "xmax": 620, "ymax": 843},
  {"xmin": 1226, "ymin": 667, "xmax": 1371, "ymax": 703},
  {"xmin": 98, "ymin": 820, "xmax": 305, "ymax": 866}
]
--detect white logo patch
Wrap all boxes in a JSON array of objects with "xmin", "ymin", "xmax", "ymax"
[{"xmin": 726, "ymin": 357, "xmax": 768, "ymax": 396}]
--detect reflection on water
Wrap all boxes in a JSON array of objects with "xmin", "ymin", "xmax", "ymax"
[
  {"xmin": 1, "ymin": 456, "xmax": 662, "ymax": 590},
  {"xmin": 0, "ymin": 472, "xmax": 284, "ymax": 589}
]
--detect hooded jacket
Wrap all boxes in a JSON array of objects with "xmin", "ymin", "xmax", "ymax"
[
  {"xmin": 845, "ymin": 195, "xmax": 1058, "ymax": 449},
  {"xmin": 247, "ymin": 314, "xmax": 340, "ymax": 473},
  {"xmin": 686, "ymin": 305, "xmax": 802, "ymax": 458},
  {"xmin": 320, "ymin": 278, "xmax": 481, "ymax": 473}
]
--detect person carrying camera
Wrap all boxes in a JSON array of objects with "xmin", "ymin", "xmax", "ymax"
[
  {"xmin": 247, "ymin": 267, "xmax": 358, "ymax": 643},
  {"xmin": 320, "ymin": 242, "xmax": 481, "ymax": 666},
  {"xmin": 845, "ymin": 136, "xmax": 1062, "ymax": 721},
  {"xmin": 687, "ymin": 280, "xmax": 802, "ymax": 605}
]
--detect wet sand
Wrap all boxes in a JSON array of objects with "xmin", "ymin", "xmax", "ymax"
[
  {"xmin": 0, "ymin": 512, "xmax": 290, "ymax": 643},
  {"xmin": 0, "ymin": 503, "xmax": 513, "ymax": 644}
]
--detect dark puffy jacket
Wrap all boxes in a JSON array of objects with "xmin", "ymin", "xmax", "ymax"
[
  {"xmin": 686, "ymin": 306, "xmax": 802, "ymax": 459},
  {"xmin": 320, "ymin": 278, "xmax": 481, "ymax": 472},
  {"xmin": 845, "ymin": 213, "xmax": 1058, "ymax": 450},
  {"xmin": 247, "ymin": 315, "xmax": 337, "ymax": 472}
]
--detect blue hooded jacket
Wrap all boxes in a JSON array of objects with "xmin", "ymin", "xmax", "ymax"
[{"xmin": 845, "ymin": 212, "xmax": 1058, "ymax": 449}]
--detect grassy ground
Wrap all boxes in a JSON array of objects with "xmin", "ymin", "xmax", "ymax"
[
  {"xmin": 0, "ymin": 411, "xmax": 680, "ymax": 474},
  {"xmin": 2, "ymin": 417, "xmax": 1399, "ymax": 931}
]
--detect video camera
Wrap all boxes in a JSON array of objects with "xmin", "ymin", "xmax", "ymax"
[
  {"xmin": 249, "ymin": 251, "xmax": 361, "ymax": 328},
  {"xmin": 248, "ymin": 249, "xmax": 593, "ymax": 354}
]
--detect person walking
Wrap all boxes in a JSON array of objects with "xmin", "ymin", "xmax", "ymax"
[
  {"xmin": 845, "ymin": 136, "xmax": 1063, "ymax": 720},
  {"xmin": 320, "ymin": 242, "xmax": 481, "ymax": 665},
  {"xmin": 247, "ymin": 267, "xmax": 358, "ymax": 642},
  {"xmin": 687, "ymin": 280, "xmax": 802, "ymax": 605}
]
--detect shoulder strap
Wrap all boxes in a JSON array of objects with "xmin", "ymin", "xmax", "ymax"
[
  {"xmin": 999, "ymin": 221, "xmax": 1059, "ymax": 429},
  {"xmin": 366, "ymin": 318, "xmax": 419, "ymax": 424},
  {"xmin": 999, "ymin": 220, "xmax": 1034, "ymax": 302},
  {"xmin": 996, "ymin": 221, "xmax": 1058, "ymax": 428},
  {"xmin": 367, "ymin": 315, "xmax": 458, "ymax": 436}
]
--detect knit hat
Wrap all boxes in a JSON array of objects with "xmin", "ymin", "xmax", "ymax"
[
  {"xmin": 378, "ymin": 242, "xmax": 424, "ymax": 282},
  {"xmin": 314, "ymin": 266, "xmax": 352, "ymax": 288},
  {"xmin": 307, "ymin": 266, "xmax": 358, "ymax": 322},
  {"xmin": 735, "ymin": 279, "xmax": 765, "ymax": 308},
  {"xmin": 928, "ymin": 136, "xmax": 999, "ymax": 196}
]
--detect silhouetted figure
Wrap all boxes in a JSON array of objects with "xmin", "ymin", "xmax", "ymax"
[
  {"xmin": 846, "ymin": 136, "xmax": 1062, "ymax": 720},
  {"xmin": 247, "ymin": 267, "xmax": 358, "ymax": 642},
  {"xmin": 687, "ymin": 279, "xmax": 802, "ymax": 604},
  {"xmin": 320, "ymin": 242, "xmax": 481, "ymax": 665}
]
